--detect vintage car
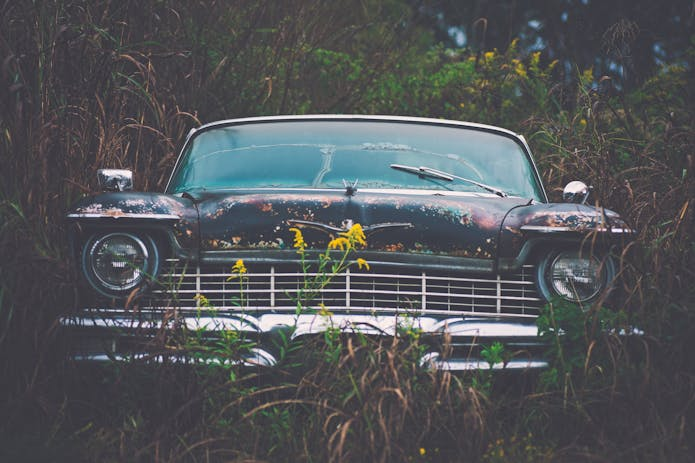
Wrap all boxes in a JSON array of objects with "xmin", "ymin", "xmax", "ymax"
[{"xmin": 62, "ymin": 115, "xmax": 632, "ymax": 370}]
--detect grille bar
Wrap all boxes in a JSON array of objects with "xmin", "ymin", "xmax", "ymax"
[{"xmin": 152, "ymin": 263, "xmax": 543, "ymax": 316}]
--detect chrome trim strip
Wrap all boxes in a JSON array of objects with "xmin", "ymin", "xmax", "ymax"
[
  {"xmin": 609, "ymin": 228, "xmax": 636, "ymax": 234},
  {"xmin": 164, "ymin": 270, "xmax": 536, "ymax": 285},
  {"xmin": 422, "ymin": 354, "xmax": 548, "ymax": 371},
  {"xmin": 61, "ymin": 313, "xmax": 540, "ymax": 332},
  {"xmin": 345, "ymin": 267, "xmax": 351, "ymax": 308},
  {"xmin": 67, "ymin": 213, "xmax": 180, "ymax": 220},
  {"xmin": 197, "ymin": 187, "xmax": 512, "ymax": 198},
  {"xmin": 437, "ymin": 319, "xmax": 539, "ymax": 337},
  {"xmin": 520, "ymin": 225, "xmax": 574, "ymax": 232},
  {"xmin": 73, "ymin": 347, "xmax": 277, "ymax": 367},
  {"xmin": 496, "ymin": 274, "xmax": 501, "ymax": 314},
  {"xmin": 520, "ymin": 224, "xmax": 636, "ymax": 234},
  {"xmin": 195, "ymin": 263, "xmax": 201, "ymax": 308},
  {"xmin": 60, "ymin": 313, "xmax": 262, "ymax": 331},
  {"xmin": 155, "ymin": 288, "xmax": 541, "ymax": 301},
  {"xmin": 163, "ymin": 308, "xmax": 538, "ymax": 317},
  {"xmin": 195, "ymin": 114, "xmax": 523, "ymax": 140},
  {"xmin": 270, "ymin": 266, "xmax": 275, "ymax": 307},
  {"xmin": 198, "ymin": 252, "xmax": 496, "ymax": 273}
]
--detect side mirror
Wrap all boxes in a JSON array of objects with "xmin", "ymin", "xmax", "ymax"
[
  {"xmin": 97, "ymin": 169, "xmax": 133, "ymax": 192},
  {"xmin": 563, "ymin": 181, "xmax": 591, "ymax": 204}
]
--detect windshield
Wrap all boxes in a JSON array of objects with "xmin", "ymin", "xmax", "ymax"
[{"xmin": 168, "ymin": 120, "xmax": 545, "ymax": 200}]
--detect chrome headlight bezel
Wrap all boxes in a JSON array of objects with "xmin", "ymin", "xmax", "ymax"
[
  {"xmin": 536, "ymin": 248, "xmax": 615, "ymax": 304},
  {"xmin": 81, "ymin": 232, "xmax": 160, "ymax": 298}
]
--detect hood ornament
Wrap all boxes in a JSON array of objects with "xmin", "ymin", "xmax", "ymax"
[
  {"xmin": 287, "ymin": 219, "xmax": 413, "ymax": 237},
  {"xmin": 342, "ymin": 178, "xmax": 358, "ymax": 196}
]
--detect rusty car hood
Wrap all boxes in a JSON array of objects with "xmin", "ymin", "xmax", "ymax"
[
  {"xmin": 195, "ymin": 189, "xmax": 532, "ymax": 259},
  {"xmin": 65, "ymin": 188, "xmax": 631, "ymax": 268}
]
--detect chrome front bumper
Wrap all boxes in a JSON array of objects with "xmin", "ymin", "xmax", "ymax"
[{"xmin": 61, "ymin": 309, "xmax": 548, "ymax": 370}]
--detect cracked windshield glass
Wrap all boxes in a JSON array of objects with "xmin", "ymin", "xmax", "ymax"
[{"xmin": 170, "ymin": 120, "xmax": 544, "ymax": 200}]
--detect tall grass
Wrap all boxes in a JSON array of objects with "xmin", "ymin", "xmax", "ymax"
[{"xmin": 1, "ymin": 1, "xmax": 693, "ymax": 461}]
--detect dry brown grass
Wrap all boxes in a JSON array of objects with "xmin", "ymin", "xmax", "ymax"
[{"xmin": 0, "ymin": 1, "xmax": 693, "ymax": 461}]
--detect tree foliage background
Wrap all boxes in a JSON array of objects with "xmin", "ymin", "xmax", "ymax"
[{"xmin": 0, "ymin": 1, "xmax": 693, "ymax": 461}]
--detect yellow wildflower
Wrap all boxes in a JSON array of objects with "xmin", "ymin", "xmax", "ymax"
[
  {"xmin": 328, "ymin": 223, "xmax": 367, "ymax": 251},
  {"xmin": 513, "ymin": 60, "xmax": 527, "ymax": 78},
  {"xmin": 328, "ymin": 236, "xmax": 350, "ymax": 251},
  {"xmin": 484, "ymin": 51, "xmax": 495, "ymax": 61},
  {"xmin": 194, "ymin": 293, "xmax": 210, "ymax": 307},
  {"xmin": 531, "ymin": 51, "xmax": 541, "ymax": 67},
  {"xmin": 227, "ymin": 259, "xmax": 247, "ymax": 280},
  {"xmin": 356, "ymin": 258, "xmax": 370, "ymax": 270},
  {"xmin": 341, "ymin": 223, "xmax": 366, "ymax": 247},
  {"xmin": 289, "ymin": 227, "xmax": 306, "ymax": 251},
  {"xmin": 419, "ymin": 447, "xmax": 426, "ymax": 456},
  {"xmin": 233, "ymin": 259, "xmax": 247, "ymax": 274},
  {"xmin": 318, "ymin": 303, "xmax": 333, "ymax": 317},
  {"xmin": 406, "ymin": 327, "xmax": 421, "ymax": 341},
  {"xmin": 581, "ymin": 67, "xmax": 594, "ymax": 85},
  {"xmin": 579, "ymin": 118, "xmax": 587, "ymax": 129}
]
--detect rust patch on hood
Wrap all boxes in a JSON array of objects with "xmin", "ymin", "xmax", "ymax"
[{"xmin": 196, "ymin": 190, "xmax": 528, "ymax": 259}]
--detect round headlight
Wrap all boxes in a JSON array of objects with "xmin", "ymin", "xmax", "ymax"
[
  {"xmin": 82, "ymin": 233, "xmax": 159, "ymax": 296},
  {"xmin": 537, "ymin": 250, "xmax": 614, "ymax": 304}
]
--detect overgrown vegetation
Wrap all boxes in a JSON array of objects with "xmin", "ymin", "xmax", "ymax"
[{"xmin": 0, "ymin": 1, "xmax": 693, "ymax": 461}]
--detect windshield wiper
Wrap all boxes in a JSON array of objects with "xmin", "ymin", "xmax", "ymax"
[
  {"xmin": 390, "ymin": 164, "xmax": 508, "ymax": 197},
  {"xmin": 390, "ymin": 164, "xmax": 454, "ymax": 181}
]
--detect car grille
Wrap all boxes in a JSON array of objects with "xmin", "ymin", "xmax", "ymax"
[{"xmin": 151, "ymin": 260, "xmax": 543, "ymax": 317}]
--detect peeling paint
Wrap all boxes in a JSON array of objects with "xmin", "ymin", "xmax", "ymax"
[
  {"xmin": 498, "ymin": 202, "xmax": 633, "ymax": 259},
  {"xmin": 195, "ymin": 190, "xmax": 526, "ymax": 256},
  {"xmin": 67, "ymin": 191, "xmax": 199, "ymax": 250},
  {"xmin": 67, "ymin": 187, "xmax": 629, "ymax": 266},
  {"xmin": 122, "ymin": 199, "xmax": 147, "ymax": 207}
]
